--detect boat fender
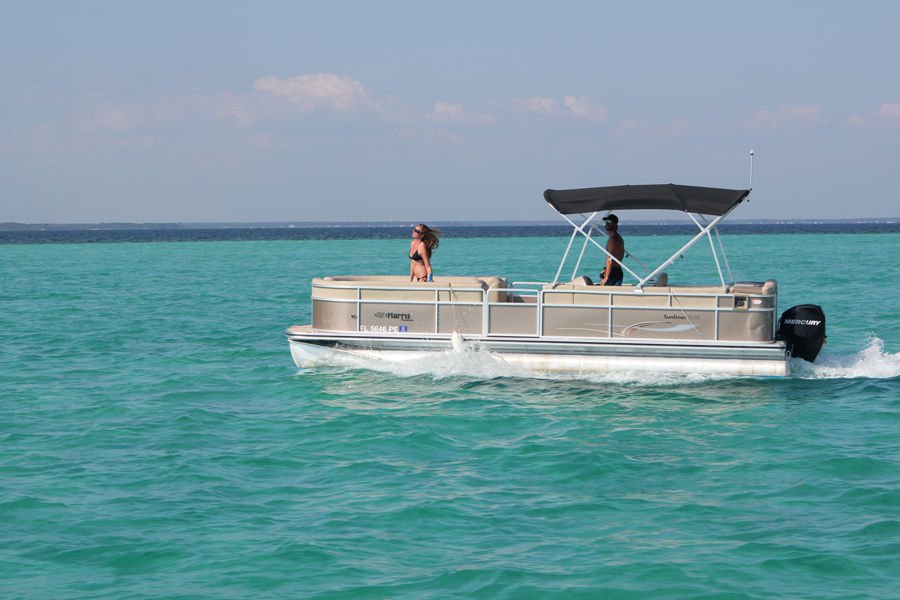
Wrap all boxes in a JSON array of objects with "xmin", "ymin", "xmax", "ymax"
[{"xmin": 776, "ymin": 304, "xmax": 826, "ymax": 362}]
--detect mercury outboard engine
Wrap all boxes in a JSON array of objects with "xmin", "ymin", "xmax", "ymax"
[{"xmin": 777, "ymin": 304, "xmax": 826, "ymax": 362}]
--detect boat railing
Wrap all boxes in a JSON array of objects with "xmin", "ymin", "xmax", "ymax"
[{"xmin": 310, "ymin": 279, "xmax": 778, "ymax": 341}]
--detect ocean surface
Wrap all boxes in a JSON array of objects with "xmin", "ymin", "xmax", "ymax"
[{"xmin": 2, "ymin": 227, "xmax": 899, "ymax": 599}]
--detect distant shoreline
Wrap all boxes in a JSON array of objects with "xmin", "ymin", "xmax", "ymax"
[
  {"xmin": 2, "ymin": 217, "xmax": 898, "ymax": 231},
  {"xmin": 3, "ymin": 221, "xmax": 899, "ymax": 245}
]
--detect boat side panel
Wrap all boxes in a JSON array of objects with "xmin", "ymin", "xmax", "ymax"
[
  {"xmin": 438, "ymin": 305, "xmax": 483, "ymax": 334},
  {"xmin": 313, "ymin": 300, "xmax": 357, "ymax": 331},
  {"xmin": 541, "ymin": 305, "xmax": 721, "ymax": 340},
  {"xmin": 489, "ymin": 304, "xmax": 539, "ymax": 335},
  {"xmin": 615, "ymin": 307, "xmax": 714, "ymax": 339},
  {"xmin": 359, "ymin": 302, "xmax": 436, "ymax": 333},
  {"xmin": 718, "ymin": 310, "xmax": 773, "ymax": 342},
  {"xmin": 542, "ymin": 306, "xmax": 610, "ymax": 337}
]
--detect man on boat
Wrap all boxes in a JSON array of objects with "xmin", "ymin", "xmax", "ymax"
[{"xmin": 599, "ymin": 213, "xmax": 625, "ymax": 286}]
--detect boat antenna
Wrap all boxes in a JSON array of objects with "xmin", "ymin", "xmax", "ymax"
[{"xmin": 748, "ymin": 149, "xmax": 755, "ymax": 191}]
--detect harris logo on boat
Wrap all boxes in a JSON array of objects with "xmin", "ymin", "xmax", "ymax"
[{"xmin": 374, "ymin": 311, "xmax": 414, "ymax": 322}]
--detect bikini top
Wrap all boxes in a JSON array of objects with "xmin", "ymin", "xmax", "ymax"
[{"xmin": 409, "ymin": 248, "xmax": 428, "ymax": 262}]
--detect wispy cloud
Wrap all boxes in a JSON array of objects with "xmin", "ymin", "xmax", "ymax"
[
  {"xmin": 69, "ymin": 95, "xmax": 188, "ymax": 134},
  {"xmin": 750, "ymin": 104, "xmax": 822, "ymax": 127},
  {"xmin": 562, "ymin": 95, "xmax": 608, "ymax": 122},
  {"xmin": 429, "ymin": 101, "xmax": 464, "ymax": 119},
  {"xmin": 512, "ymin": 95, "xmax": 608, "ymax": 123},
  {"xmin": 46, "ymin": 73, "xmax": 895, "ymax": 161},
  {"xmin": 616, "ymin": 117, "xmax": 692, "ymax": 136},
  {"xmin": 210, "ymin": 92, "xmax": 257, "ymax": 128},
  {"xmin": 252, "ymin": 73, "xmax": 371, "ymax": 111},
  {"xmin": 66, "ymin": 77, "xmax": 615, "ymax": 142},
  {"xmin": 74, "ymin": 104, "xmax": 133, "ymax": 132},
  {"xmin": 385, "ymin": 125, "xmax": 465, "ymax": 147},
  {"xmin": 845, "ymin": 102, "xmax": 899, "ymax": 128},
  {"xmin": 877, "ymin": 102, "xmax": 900, "ymax": 126},
  {"xmin": 426, "ymin": 101, "xmax": 494, "ymax": 124},
  {"xmin": 512, "ymin": 96, "xmax": 558, "ymax": 115}
]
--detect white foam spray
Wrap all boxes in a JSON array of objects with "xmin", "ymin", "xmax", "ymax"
[
  {"xmin": 328, "ymin": 332, "xmax": 531, "ymax": 380},
  {"xmin": 791, "ymin": 335, "xmax": 900, "ymax": 380}
]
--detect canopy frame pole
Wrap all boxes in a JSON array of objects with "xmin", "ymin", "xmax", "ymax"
[
  {"xmin": 749, "ymin": 149, "xmax": 755, "ymax": 190},
  {"xmin": 553, "ymin": 213, "xmax": 597, "ymax": 285},
  {"xmin": 691, "ymin": 213, "xmax": 726, "ymax": 288},
  {"xmin": 713, "ymin": 226, "xmax": 734, "ymax": 285},
  {"xmin": 552, "ymin": 227, "xmax": 579, "ymax": 286},
  {"xmin": 637, "ymin": 203, "xmax": 743, "ymax": 288},
  {"xmin": 571, "ymin": 215, "xmax": 595, "ymax": 279},
  {"xmin": 624, "ymin": 248, "xmax": 650, "ymax": 272}
]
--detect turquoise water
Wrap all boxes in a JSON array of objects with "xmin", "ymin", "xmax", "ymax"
[{"xmin": 2, "ymin": 233, "xmax": 899, "ymax": 599}]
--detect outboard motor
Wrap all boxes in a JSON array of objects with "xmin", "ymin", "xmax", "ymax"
[{"xmin": 777, "ymin": 304, "xmax": 826, "ymax": 362}]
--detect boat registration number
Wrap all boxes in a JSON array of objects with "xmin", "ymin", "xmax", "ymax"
[{"xmin": 361, "ymin": 325, "xmax": 409, "ymax": 333}]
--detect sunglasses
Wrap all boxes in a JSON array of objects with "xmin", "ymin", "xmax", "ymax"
[{"xmin": 413, "ymin": 229, "xmax": 424, "ymax": 234}]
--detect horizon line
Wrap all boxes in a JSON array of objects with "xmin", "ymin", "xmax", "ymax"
[{"xmin": 1, "ymin": 216, "xmax": 899, "ymax": 231}]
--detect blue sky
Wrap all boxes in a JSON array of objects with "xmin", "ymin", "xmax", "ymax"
[{"xmin": 2, "ymin": 1, "xmax": 898, "ymax": 223}]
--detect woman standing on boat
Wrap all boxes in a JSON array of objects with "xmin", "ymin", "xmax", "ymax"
[{"xmin": 409, "ymin": 224, "xmax": 440, "ymax": 282}]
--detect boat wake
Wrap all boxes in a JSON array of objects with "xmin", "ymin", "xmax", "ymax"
[
  {"xmin": 317, "ymin": 334, "xmax": 533, "ymax": 380},
  {"xmin": 791, "ymin": 335, "xmax": 900, "ymax": 380}
]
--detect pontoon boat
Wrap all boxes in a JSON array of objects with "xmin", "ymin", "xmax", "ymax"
[{"xmin": 286, "ymin": 182, "xmax": 825, "ymax": 377}]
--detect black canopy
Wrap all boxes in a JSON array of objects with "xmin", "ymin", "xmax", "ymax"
[{"xmin": 543, "ymin": 184, "xmax": 750, "ymax": 217}]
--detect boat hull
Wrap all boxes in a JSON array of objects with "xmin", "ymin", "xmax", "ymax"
[{"xmin": 287, "ymin": 329, "xmax": 789, "ymax": 377}]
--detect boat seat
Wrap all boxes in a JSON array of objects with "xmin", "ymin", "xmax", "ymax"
[
  {"xmin": 312, "ymin": 275, "xmax": 508, "ymax": 303},
  {"xmin": 654, "ymin": 272, "xmax": 668, "ymax": 287},
  {"xmin": 731, "ymin": 279, "xmax": 777, "ymax": 294},
  {"xmin": 543, "ymin": 282, "xmax": 637, "ymax": 305},
  {"xmin": 483, "ymin": 276, "xmax": 509, "ymax": 302}
]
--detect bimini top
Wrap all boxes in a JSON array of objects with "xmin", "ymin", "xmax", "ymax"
[{"xmin": 543, "ymin": 184, "xmax": 750, "ymax": 216}]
